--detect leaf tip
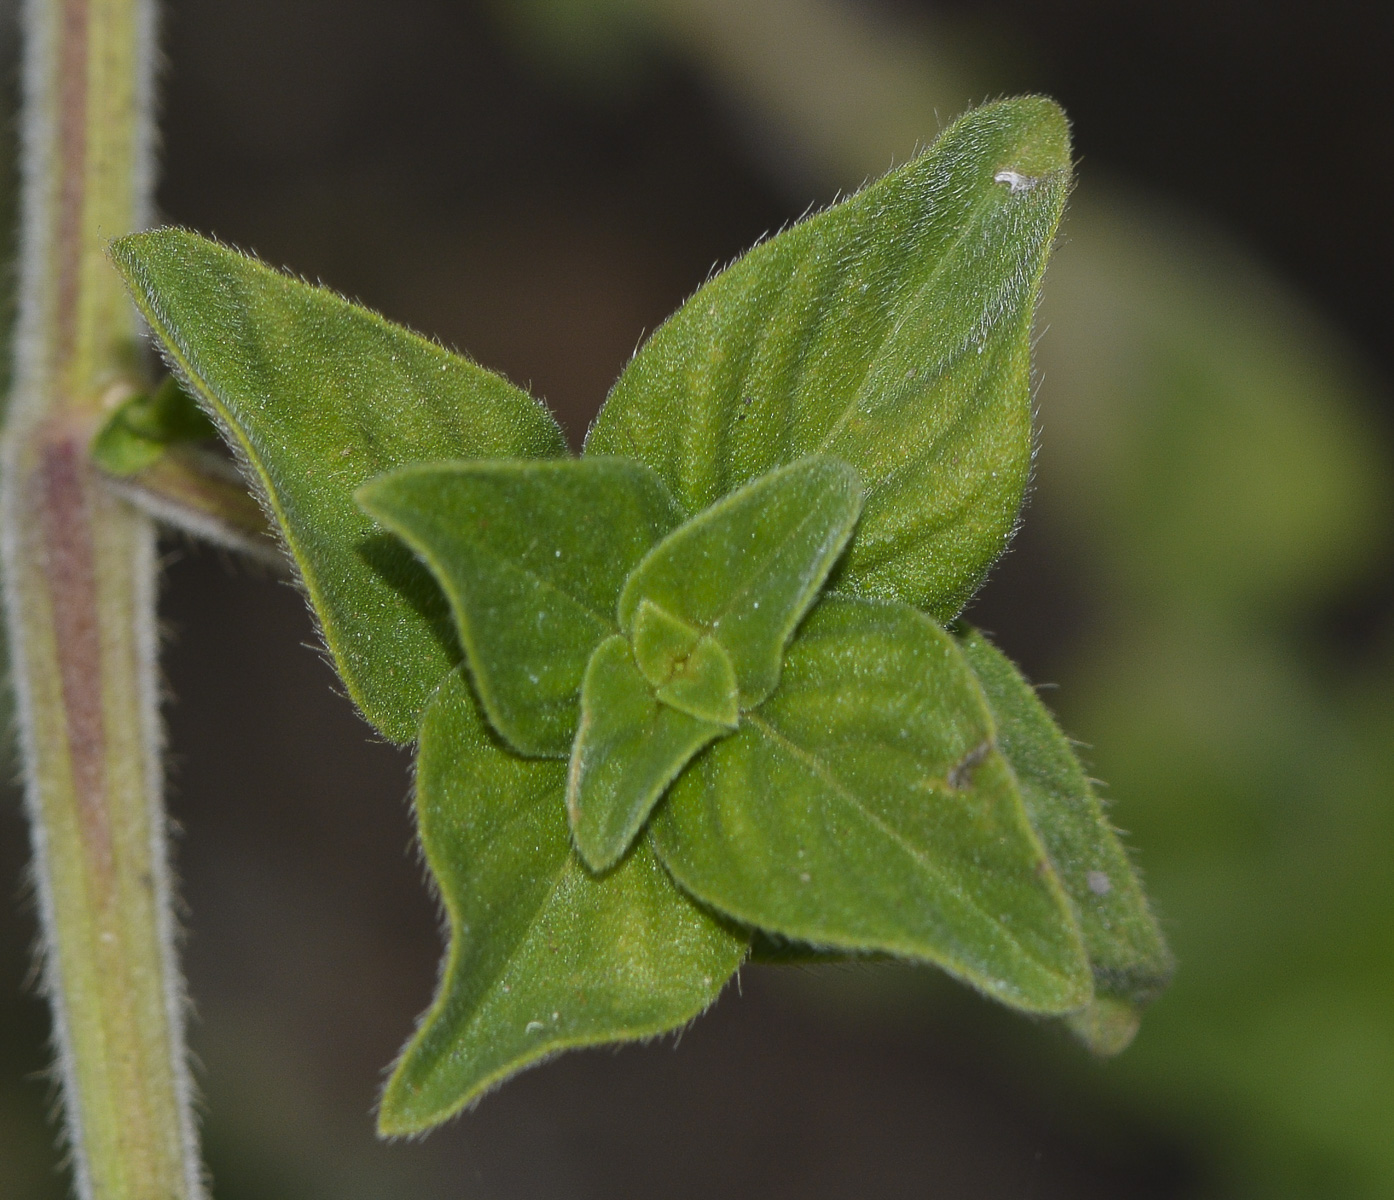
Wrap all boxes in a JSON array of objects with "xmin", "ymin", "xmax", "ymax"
[
  {"xmin": 107, "ymin": 224, "xmax": 192, "ymax": 280},
  {"xmin": 375, "ymin": 1054, "xmax": 482, "ymax": 1140},
  {"xmin": 981, "ymin": 94, "xmax": 1072, "ymax": 179},
  {"xmin": 352, "ymin": 473, "xmax": 393, "ymax": 522},
  {"xmin": 1064, "ymin": 994, "xmax": 1145, "ymax": 1057},
  {"xmin": 571, "ymin": 830, "xmax": 624, "ymax": 877}
]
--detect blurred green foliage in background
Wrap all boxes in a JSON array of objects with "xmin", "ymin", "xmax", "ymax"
[{"xmin": 2, "ymin": 1, "xmax": 1391, "ymax": 1196}]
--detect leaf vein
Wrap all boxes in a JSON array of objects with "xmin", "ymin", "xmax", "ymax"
[{"xmin": 745, "ymin": 710, "xmax": 1052, "ymax": 973}]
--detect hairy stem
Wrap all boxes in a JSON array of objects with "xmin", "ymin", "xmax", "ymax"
[{"xmin": 1, "ymin": 0, "xmax": 203, "ymax": 1196}]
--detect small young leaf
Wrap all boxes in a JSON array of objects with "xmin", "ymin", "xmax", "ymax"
[
  {"xmin": 91, "ymin": 376, "xmax": 218, "ymax": 476},
  {"xmin": 631, "ymin": 599, "xmax": 741, "ymax": 726},
  {"xmin": 955, "ymin": 627, "xmax": 1173, "ymax": 1051},
  {"xmin": 587, "ymin": 97, "xmax": 1071, "ymax": 621},
  {"xmin": 111, "ymin": 228, "xmax": 567, "ymax": 742},
  {"xmin": 652, "ymin": 596, "xmax": 1092, "ymax": 1014},
  {"xmin": 618, "ymin": 456, "xmax": 863, "ymax": 708},
  {"xmin": 567, "ymin": 635, "xmax": 729, "ymax": 873},
  {"xmin": 358, "ymin": 459, "xmax": 683, "ymax": 756},
  {"xmin": 631, "ymin": 597, "xmax": 702, "ymax": 687},
  {"xmin": 655, "ymin": 638, "xmax": 740, "ymax": 727},
  {"xmin": 381, "ymin": 669, "xmax": 745, "ymax": 1134}
]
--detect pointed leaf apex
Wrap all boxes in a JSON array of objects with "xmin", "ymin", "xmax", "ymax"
[{"xmin": 982, "ymin": 95, "xmax": 1072, "ymax": 179}]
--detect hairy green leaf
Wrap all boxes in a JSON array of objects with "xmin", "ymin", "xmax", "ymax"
[
  {"xmin": 652, "ymin": 597, "xmax": 1091, "ymax": 1013},
  {"xmin": 631, "ymin": 597, "xmax": 698, "ymax": 686},
  {"xmin": 567, "ymin": 635, "xmax": 729, "ymax": 872},
  {"xmin": 381, "ymin": 670, "xmax": 746, "ymax": 1134},
  {"xmin": 111, "ymin": 228, "xmax": 567, "ymax": 742},
  {"xmin": 587, "ymin": 97, "xmax": 1070, "ymax": 621},
  {"xmin": 91, "ymin": 375, "xmax": 218, "ymax": 476},
  {"xmin": 619, "ymin": 456, "xmax": 863, "ymax": 708},
  {"xmin": 956, "ymin": 627, "xmax": 1173, "ymax": 1051},
  {"xmin": 645, "ymin": 629, "xmax": 739, "ymax": 727},
  {"xmin": 358, "ymin": 459, "xmax": 683, "ymax": 756}
]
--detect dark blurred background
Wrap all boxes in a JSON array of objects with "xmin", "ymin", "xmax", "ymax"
[{"xmin": 3, "ymin": 1, "xmax": 1393, "ymax": 1196}]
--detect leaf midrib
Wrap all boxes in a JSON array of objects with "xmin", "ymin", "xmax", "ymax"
[
  {"xmin": 457, "ymin": 532, "xmax": 616, "ymax": 633},
  {"xmin": 744, "ymin": 709, "xmax": 1063, "ymax": 980},
  {"xmin": 815, "ymin": 187, "xmax": 1003, "ymax": 455}
]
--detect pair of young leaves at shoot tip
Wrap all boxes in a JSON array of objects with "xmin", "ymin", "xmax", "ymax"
[
  {"xmin": 109, "ymin": 95, "xmax": 1170, "ymax": 1134},
  {"xmin": 358, "ymin": 454, "xmax": 863, "ymax": 874}
]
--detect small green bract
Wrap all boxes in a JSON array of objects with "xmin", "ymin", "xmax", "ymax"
[{"xmin": 110, "ymin": 95, "xmax": 1171, "ymax": 1135}]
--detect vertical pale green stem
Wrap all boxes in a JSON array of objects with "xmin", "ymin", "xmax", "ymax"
[{"xmin": 1, "ymin": 0, "xmax": 203, "ymax": 1197}]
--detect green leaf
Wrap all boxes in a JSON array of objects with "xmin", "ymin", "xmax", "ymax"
[
  {"xmin": 567, "ymin": 635, "xmax": 729, "ymax": 873},
  {"xmin": 564, "ymin": 454, "xmax": 859, "ymax": 871},
  {"xmin": 91, "ymin": 375, "xmax": 218, "ymax": 476},
  {"xmin": 649, "ymin": 639, "xmax": 742, "ymax": 726},
  {"xmin": 110, "ymin": 228, "xmax": 567, "ymax": 742},
  {"xmin": 357, "ymin": 459, "xmax": 683, "ymax": 756},
  {"xmin": 630, "ymin": 597, "xmax": 699, "ymax": 686},
  {"xmin": 746, "ymin": 932, "xmax": 866, "ymax": 966},
  {"xmin": 955, "ymin": 627, "xmax": 1173, "ymax": 1052},
  {"xmin": 618, "ymin": 455, "xmax": 863, "ymax": 708},
  {"xmin": 587, "ymin": 96, "xmax": 1071, "ymax": 621},
  {"xmin": 652, "ymin": 596, "xmax": 1092, "ymax": 1014},
  {"xmin": 381, "ymin": 669, "xmax": 746, "ymax": 1134}
]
